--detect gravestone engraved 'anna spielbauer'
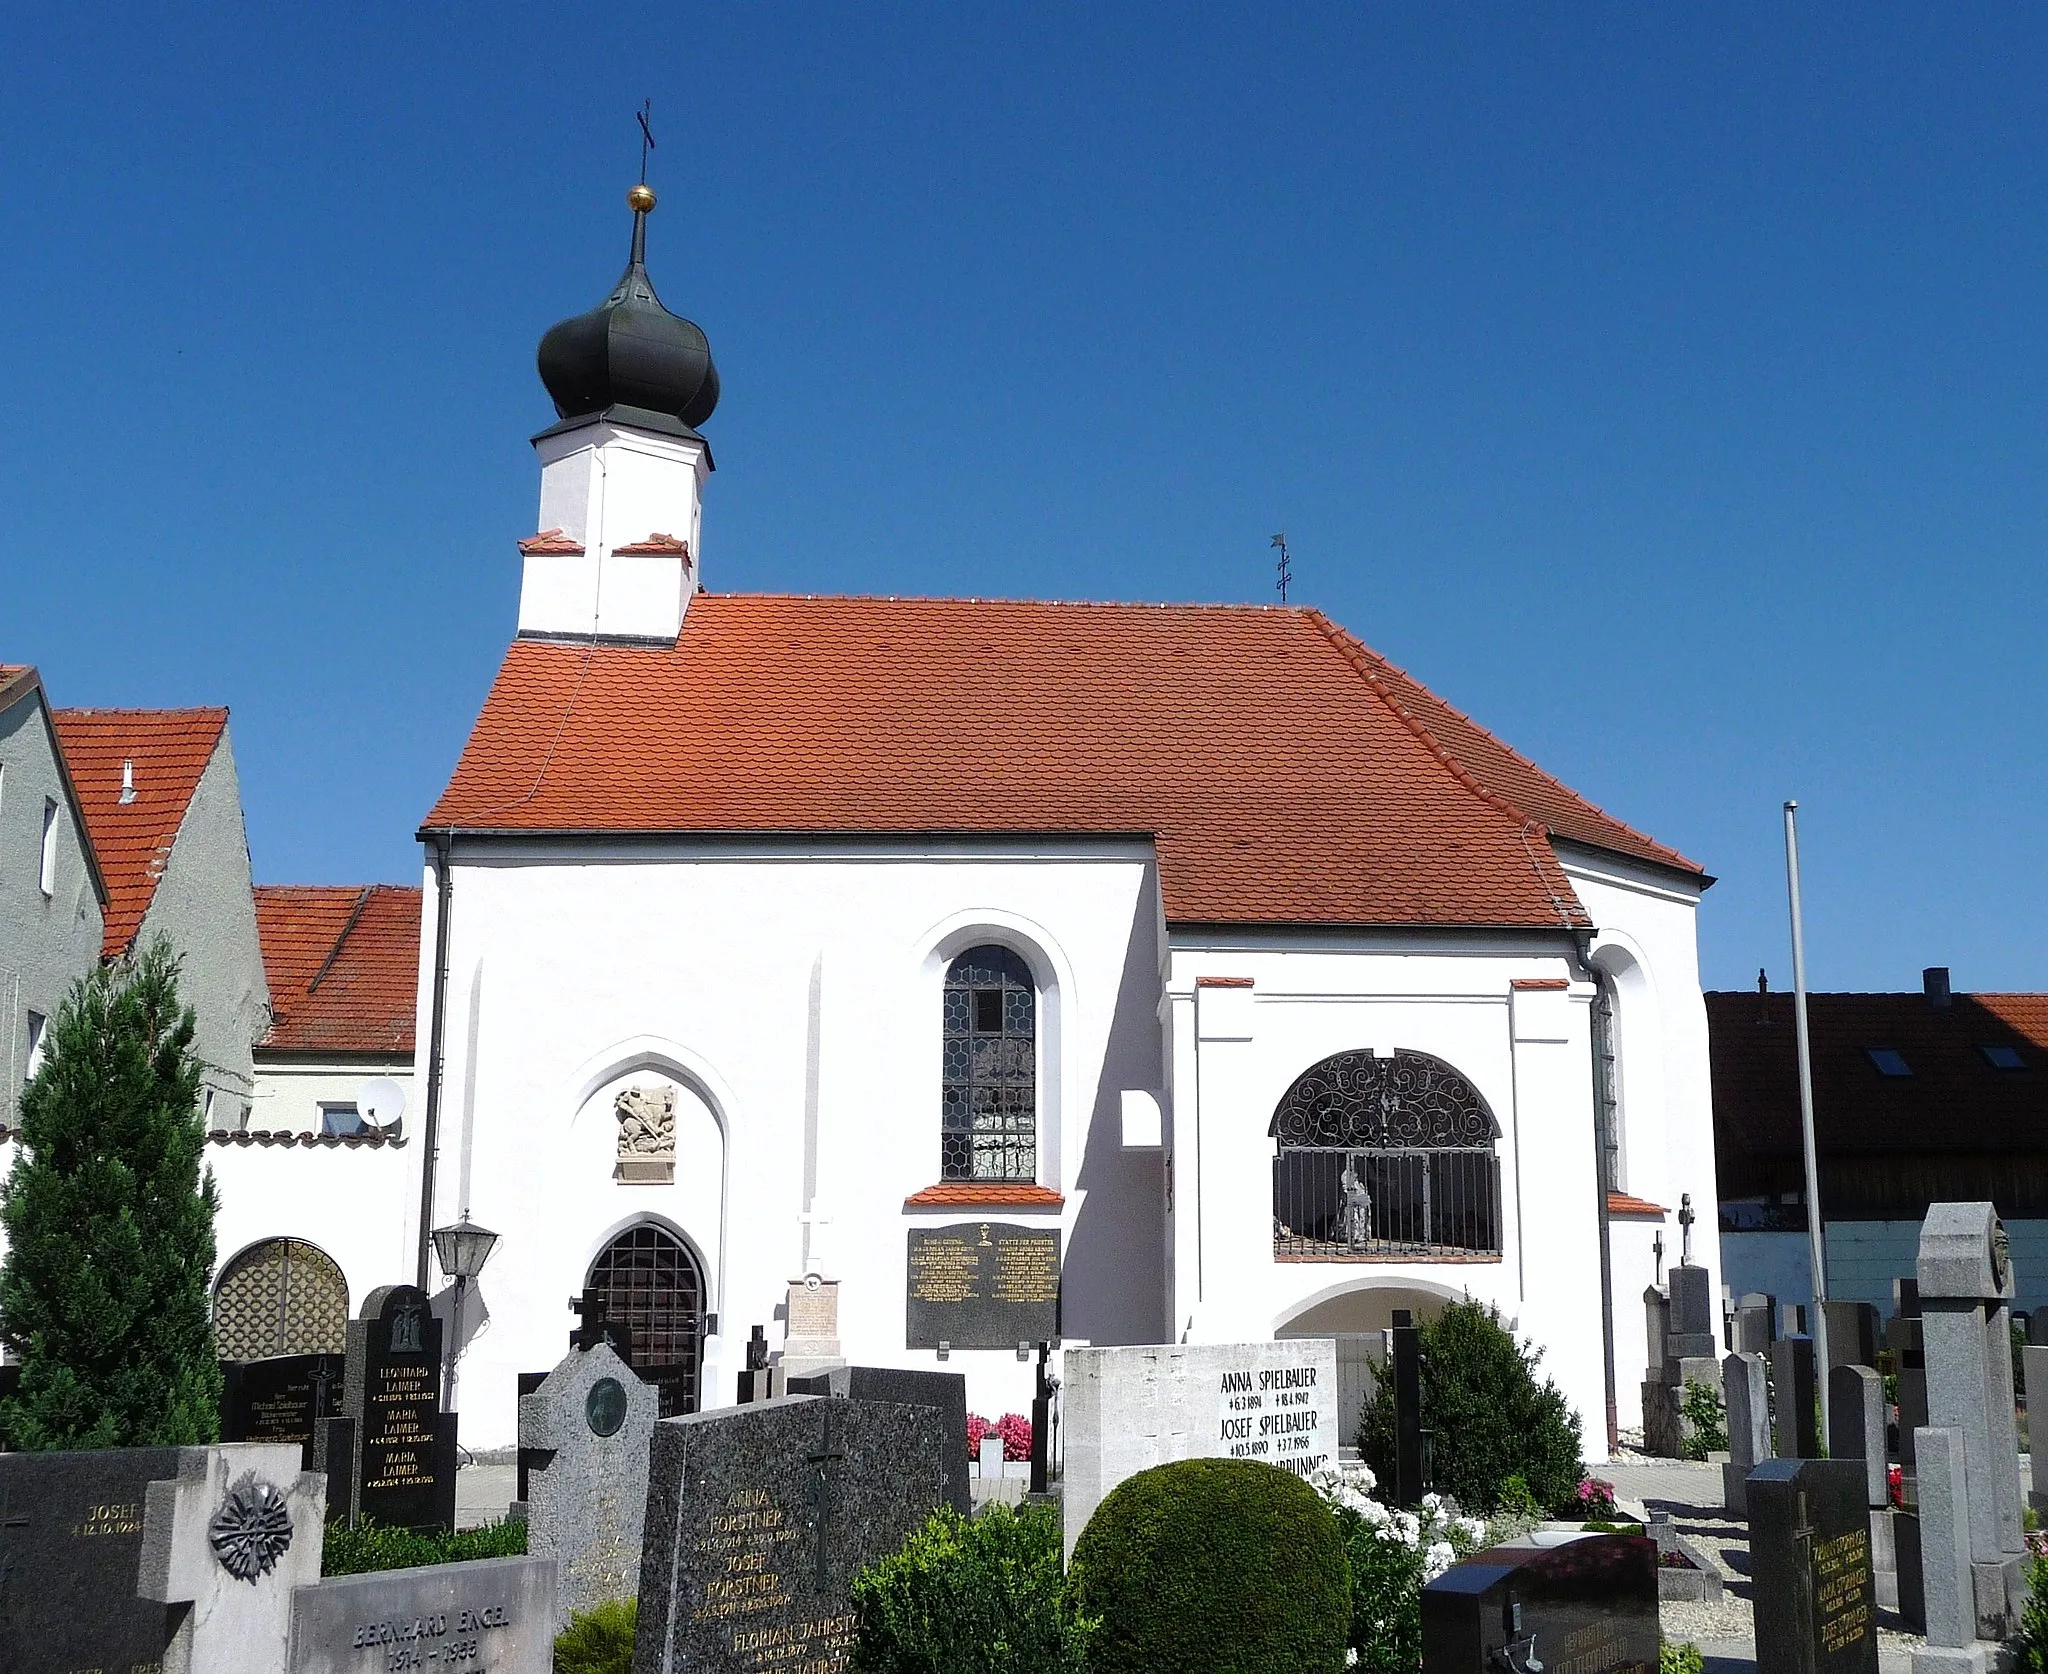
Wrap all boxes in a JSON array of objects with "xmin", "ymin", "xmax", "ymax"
[
  {"xmin": 634, "ymin": 1395, "xmax": 946, "ymax": 1674},
  {"xmin": 904, "ymin": 1222, "xmax": 1059, "ymax": 1349},
  {"xmin": 0, "ymin": 1446, "xmax": 185, "ymax": 1674},
  {"xmin": 342, "ymin": 1284, "xmax": 455, "ymax": 1530},
  {"xmin": 1421, "ymin": 1532, "xmax": 1659, "ymax": 1674},
  {"xmin": 1747, "ymin": 1458, "xmax": 1878, "ymax": 1674},
  {"xmin": 288, "ymin": 1554, "xmax": 557, "ymax": 1674}
]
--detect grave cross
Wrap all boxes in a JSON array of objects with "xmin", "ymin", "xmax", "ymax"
[
  {"xmin": 570, "ymin": 1292, "xmax": 609, "ymax": 1350},
  {"xmin": 1652, "ymin": 1230, "xmax": 1665, "ymax": 1282},
  {"xmin": 1678, "ymin": 1193, "xmax": 1695, "ymax": 1264},
  {"xmin": 0, "ymin": 1478, "xmax": 28, "ymax": 1601},
  {"xmin": 805, "ymin": 1403, "xmax": 846, "ymax": 1594},
  {"xmin": 308, "ymin": 1358, "xmax": 340, "ymax": 1421}
]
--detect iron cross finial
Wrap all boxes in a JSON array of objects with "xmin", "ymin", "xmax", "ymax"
[{"xmin": 637, "ymin": 100, "xmax": 656, "ymax": 185}]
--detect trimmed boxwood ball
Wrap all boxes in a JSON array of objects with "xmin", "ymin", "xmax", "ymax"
[{"xmin": 1069, "ymin": 1458, "xmax": 1351, "ymax": 1674}]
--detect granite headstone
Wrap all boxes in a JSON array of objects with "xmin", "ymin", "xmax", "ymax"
[
  {"xmin": 1829, "ymin": 1364, "xmax": 1888, "ymax": 1509},
  {"xmin": 1723, "ymin": 1350, "xmax": 1773, "ymax": 1516},
  {"xmin": 1736, "ymin": 1293, "xmax": 1778, "ymax": 1355},
  {"xmin": 519, "ymin": 1339, "xmax": 659, "ymax": 1626},
  {"xmin": 1748, "ymin": 1457, "xmax": 1878, "ymax": 1674},
  {"xmin": 785, "ymin": 1364, "xmax": 971, "ymax": 1517},
  {"xmin": 634, "ymin": 1395, "xmax": 946, "ymax": 1674},
  {"xmin": 342, "ymin": 1283, "xmax": 455, "ymax": 1531},
  {"xmin": 904, "ymin": 1221, "xmax": 1060, "ymax": 1350},
  {"xmin": 222, "ymin": 1353, "xmax": 347, "ymax": 1467},
  {"xmin": 288, "ymin": 1554, "xmax": 558, "ymax": 1674},
  {"xmin": 1773, "ymin": 1333, "xmax": 1820, "ymax": 1459},
  {"xmin": 1420, "ymin": 1533, "xmax": 1659, "ymax": 1674}
]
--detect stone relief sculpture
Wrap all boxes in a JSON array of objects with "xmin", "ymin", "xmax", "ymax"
[{"xmin": 614, "ymin": 1084, "xmax": 678, "ymax": 1184}]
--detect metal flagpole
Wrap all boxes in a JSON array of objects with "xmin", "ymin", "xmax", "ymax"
[{"xmin": 1784, "ymin": 799, "xmax": 1830, "ymax": 1453}]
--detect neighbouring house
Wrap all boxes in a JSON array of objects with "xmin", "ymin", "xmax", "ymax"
[
  {"xmin": 49, "ymin": 706, "xmax": 270, "ymax": 1127},
  {"xmin": 1713, "ymin": 967, "xmax": 2048, "ymax": 1317},
  {"xmin": 0, "ymin": 664, "xmax": 106, "ymax": 1133}
]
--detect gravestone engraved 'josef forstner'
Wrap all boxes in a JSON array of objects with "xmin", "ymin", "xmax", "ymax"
[
  {"xmin": 1748, "ymin": 1457, "xmax": 1878, "ymax": 1674},
  {"xmin": 288, "ymin": 1554, "xmax": 558, "ymax": 1674},
  {"xmin": 342, "ymin": 1283, "xmax": 455, "ymax": 1531},
  {"xmin": 634, "ymin": 1394, "xmax": 946, "ymax": 1674},
  {"xmin": 519, "ymin": 1338, "xmax": 659, "ymax": 1627},
  {"xmin": 904, "ymin": 1222, "xmax": 1059, "ymax": 1349},
  {"xmin": 1421, "ymin": 1532, "xmax": 1659, "ymax": 1674}
]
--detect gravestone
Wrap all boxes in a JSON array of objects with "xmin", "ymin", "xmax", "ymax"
[
  {"xmin": 1643, "ymin": 1264, "xmax": 1720, "ymax": 1457},
  {"xmin": 139, "ymin": 1442, "xmax": 327, "ymax": 1674},
  {"xmin": 288, "ymin": 1554, "xmax": 557, "ymax": 1674},
  {"xmin": 1061, "ymin": 1339, "xmax": 1339, "ymax": 1556},
  {"xmin": 782, "ymin": 1275, "xmax": 845, "ymax": 1378},
  {"xmin": 785, "ymin": 1364, "xmax": 971, "ymax": 1517},
  {"xmin": 2023, "ymin": 1343, "xmax": 2048, "ymax": 1512},
  {"xmin": 1723, "ymin": 1351, "xmax": 1773, "ymax": 1516},
  {"xmin": 1829, "ymin": 1365, "xmax": 1888, "ymax": 1510},
  {"xmin": 1420, "ymin": 1532, "xmax": 1658, "ymax": 1674},
  {"xmin": 341, "ymin": 1283, "xmax": 456, "ymax": 1531},
  {"xmin": 223, "ymin": 1352, "xmax": 346, "ymax": 1466},
  {"xmin": 1784, "ymin": 1302, "xmax": 1810, "ymax": 1337},
  {"xmin": 1736, "ymin": 1293, "xmax": 1778, "ymax": 1355},
  {"xmin": 0, "ymin": 1446, "xmax": 185, "ymax": 1674},
  {"xmin": 1914, "ymin": 1426, "xmax": 1976, "ymax": 1663},
  {"xmin": 634, "ymin": 1394, "xmax": 946, "ymax": 1674},
  {"xmin": 518, "ymin": 1339, "xmax": 659, "ymax": 1627},
  {"xmin": 737, "ymin": 1324, "xmax": 777, "ymax": 1404},
  {"xmin": 1748, "ymin": 1457, "xmax": 1878, "ymax": 1674},
  {"xmin": 1825, "ymin": 1301, "xmax": 1881, "ymax": 1378},
  {"xmin": 1772, "ymin": 1333, "xmax": 1820, "ymax": 1459},
  {"xmin": 904, "ymin": 1221, "xmax": 1060, "ymax": 1349},
  {"xmin": 1392, "ymin": 1309, "xmax": 1427, "ymax": 1506}
]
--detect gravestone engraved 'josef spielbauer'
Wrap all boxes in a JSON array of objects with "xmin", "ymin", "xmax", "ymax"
[
  {"xmin": 634, "ymin": 1395, "xmax": 946, "ymax": 1674},
  {"xmin": 904, "ymin": 1222, "xmax": 1059, "ymax": 1349}
]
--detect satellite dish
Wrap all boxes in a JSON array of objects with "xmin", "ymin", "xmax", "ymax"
[{"xmin": 361, "ymin": 1078, "xmax": 407, "ymax": 1133}]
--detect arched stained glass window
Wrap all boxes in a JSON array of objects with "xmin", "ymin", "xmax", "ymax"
[{"xmin": 941, "ymin": 945, "xmax": 1037, "ymax": 1182}]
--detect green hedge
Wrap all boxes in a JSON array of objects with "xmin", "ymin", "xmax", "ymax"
[
  {"xmin": 321, "ymin": 1516, "xmax": 527, "ymax": 1577},
  {"xmin": 1069, "ymin": 1459, "xmax": 1351, "ymax": 1674},
  {"xmin": 555, "ymin": 1598, "xmax": 637, "ymax": 1674}
]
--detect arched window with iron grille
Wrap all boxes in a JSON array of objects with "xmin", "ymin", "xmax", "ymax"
[
  {"xmin": 940, "ymin": 945, "xmax": 1037, "ymax": 1182},
  {"xmin": 212, "ymin": 1237, "xmax": 351, "ymax": 1359},
  {"xmin": 585, "ymin": 1223, "xmax": 705, "ymax": 1417},
  {"xmin": 1270, "ymin": 1049, "xmax": 1502, "ymax": 1259}
]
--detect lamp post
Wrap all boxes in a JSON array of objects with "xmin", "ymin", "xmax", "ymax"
[{"xmin": 432, "ymin": 1215, "xmax": 499, "ymax": 1411}]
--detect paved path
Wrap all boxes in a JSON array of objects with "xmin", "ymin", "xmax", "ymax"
[{"xmin": 455, "ymin": 1462, "xmax": 517, "ymax": 1530}]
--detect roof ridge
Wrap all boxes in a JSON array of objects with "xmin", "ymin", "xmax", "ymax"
[
  {"xmin": 700, "ymin": 590, "xmax": 1319, "ymax": 614},
  {"xmin": 50, "ymin": 705, "xmax": 230, "ymax": 720}
]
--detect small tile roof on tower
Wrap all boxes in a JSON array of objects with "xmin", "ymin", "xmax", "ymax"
[
  {"xmin": 51, "ymin": 707, "xmax": 227, "ymax": 957},
  {"xmin": 255, "ymin": 884, "xmax": 422, "ymax": 1055},
  {"xmin": 426, "ymin": 595, "xmax": 1702, "ymax": 928}
]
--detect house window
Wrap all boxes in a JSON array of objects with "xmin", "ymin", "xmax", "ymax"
[
  {"xmin": 320, "ymin": 1102, "xmax": 365, "ymax": 1137},
  {"xmin": 1866, "ymin": 1048, "xmax": 1912, "ymax": 1078},
  {"xmin": 1980, "ymin": 1044, "xmax": 2026, "ymax": 1072},
  {"xmin": 39, "ymin": 798, "xmax": 58, "ymax": 896},
  {"xmin": 24, "ymin": 1011, "xmax": 46, "ymax": 1082},
  {"xmin": 941, "ymin": 944, "xmax": 1037, "ymax": 1182},
  {"xmin": 1270, "ymin": 1049, "xmax": 1503, "ymax": 1259}
]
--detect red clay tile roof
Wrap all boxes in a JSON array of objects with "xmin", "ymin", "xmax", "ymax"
[
  {"xmin": 611, "ymin": 533, "xmax": 691, "ymax": 555},
  {"xmin": 1710, "ymin": 990, "xmax": 2048, "ymax": 1197},
  {"xmin": 902, "ymin": 1182, "xmax": 1065, "ymax": 1208},
  {"xmin": 1607, "ymin": 1191, "xmax": 1668, "ymax": 1217},
  {"xmin": 519, "ymin": 529, "xmax": 586, "ymax": 556},
  {"xmin": 255, "ymin": 884, "xmax": 421, "ymax": 1056},
  {"xmin": 51, "ymin": 708, "xmax": 226, "ymax": 956},
  {"xmin": 426, "ymin": 595, "xmax": 1700, "ymax": 927}
]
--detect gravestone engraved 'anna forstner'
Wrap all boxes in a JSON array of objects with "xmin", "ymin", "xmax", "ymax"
[
  {"xmin": 342, "ymin": 1284, "xmax": 453, "ymax": 1531},
  {"xmin": 1747, "ymin": 1457, "xmax": 1878, "ymax": 1674},
  {"xmin": 785, "ymin": 1365, "xmax": 971, "ymax": 1518},
  {"xmin": 634, "ymin": 1395, "xmax": 946, "ymax": 1674},
  {"xmin": 904, "ymin": 1222, "xmax": 1059, "ymax": 1350}
]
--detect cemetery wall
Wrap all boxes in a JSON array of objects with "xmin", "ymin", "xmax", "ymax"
[
  {"xmin": 1726, "ymin": 1219, "xmax": 2048, "ymax": 1318},
  {"xmin": 210, "ymin": 1136, "xmax": 419, "ymax": 1318}
]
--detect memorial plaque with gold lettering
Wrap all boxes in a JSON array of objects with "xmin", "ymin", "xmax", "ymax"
[
  {"xmin": 1748, "ymin": 1458, "xmax": 1879, "ymax": 1674},
  {"xmin": 341, "ymin": 1284, "xmax": 454, "ymax": 1532},
  {"xmin": 636, "ymin": 1395, "xmax": 946, "ymax": 1674},
  {"xmin": 0, "ymin": 1446, "xmax": 185, "ymax": 1674},
  {"xmin": 905, "ymin": 1222, "xmax": 1059, "ymax": 1349},
  {"xmin": 1422, "ymin": 1533, "xmax": 1658, "ymax": 1674},
  {"xmin": 223, "ymin": 1352, "xmax": 346, "ymax": 1466}
]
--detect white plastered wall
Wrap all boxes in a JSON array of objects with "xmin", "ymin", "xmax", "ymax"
[{"xmin": 250, "ymin": 1057, "xmax": 414, "ymax": 1137}]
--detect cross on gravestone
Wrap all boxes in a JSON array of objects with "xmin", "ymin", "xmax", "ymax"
[
  {"xmin": 806, "ymin": 1402, "xmax": 846, "ymax": 1593},
  {"xmin": 1677, "ymin": 1192, "xmax": 1696, "ymax": 1263},
  {"xmin": 0, "ymin": 1475, "xmax": 28, "ymax": 1602}
]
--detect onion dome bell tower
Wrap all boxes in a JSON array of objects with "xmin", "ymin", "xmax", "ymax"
[{"xmin": 518, "ymin": 184, "xmax": 718, "ymax": 646}]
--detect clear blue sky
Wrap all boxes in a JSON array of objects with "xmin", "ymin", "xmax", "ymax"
[{"xmin": 5, "ymin": 7, "xmax": 2043, "ymax": 994}]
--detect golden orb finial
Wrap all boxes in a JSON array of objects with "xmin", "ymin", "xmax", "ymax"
[{"xmin": 628, "ymin": 183, "xmax": 656, "ymax": 214}]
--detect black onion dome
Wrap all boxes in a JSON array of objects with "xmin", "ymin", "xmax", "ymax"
[{"xmin": 538, "ymin": 191, "xmax": 719, "ymax": 430}]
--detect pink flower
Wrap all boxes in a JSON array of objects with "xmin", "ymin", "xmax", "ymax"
[{"xmin": 996, "ymin": 1412, "xmax": 1033, "ymax": 1462}]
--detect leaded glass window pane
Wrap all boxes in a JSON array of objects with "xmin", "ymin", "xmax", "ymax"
[{"xmin": 941, "ymin": 944, "xmax": 1037, "ymax": 1182}]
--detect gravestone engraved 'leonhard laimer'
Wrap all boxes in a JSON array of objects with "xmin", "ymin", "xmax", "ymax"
[
  {"xmin": 342, "ymin": 1283, "xmax": 453, "ymax": 1530},
  {"xmin": 904, "ymin": 1221, "xmax": 1059, "ymax": 1349},
  {"xmin": 634, "ymin": 1394, "xmax": 946, "ymax": 1674}
]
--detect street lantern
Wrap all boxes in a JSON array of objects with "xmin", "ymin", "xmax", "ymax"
[{"xmin": 432, "ymin": 1216, "xmax": 500, "ymax": 1282}]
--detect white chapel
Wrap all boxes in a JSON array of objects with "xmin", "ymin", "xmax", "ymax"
[{"xmin": 206, "ymin": 186, "xmax": 1722, "ymax": 1453}]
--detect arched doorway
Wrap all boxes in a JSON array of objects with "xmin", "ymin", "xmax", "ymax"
[
  {"xmin": 212, "ymin": 1238, "xmax": 350, "ymax": 1360},
  {"xmin": 586, "ymin": 1224, "xmax": 705, "ymax": 1417}
]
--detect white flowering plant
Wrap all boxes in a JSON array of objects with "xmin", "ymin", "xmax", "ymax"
[{"xmin": 1308, "ymin": 1462, "xmax": 1494, "ymax": 1674}]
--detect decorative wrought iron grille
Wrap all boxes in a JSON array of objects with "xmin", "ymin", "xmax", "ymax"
[
  {"xmin": 212, "ymin": 1237, "xmax": 350, "ymax": 1359},
  {"xmin": 586, "ymin": 1224, "xmax": 704, "ymax": 1417},
  {"xmin": 941, "ymin": 945, "xmax": 1037, "ymax": 1182},
  {"xmin": 1270, "ymin": 1050, "xmax": 1503, "ymax": 1259}
]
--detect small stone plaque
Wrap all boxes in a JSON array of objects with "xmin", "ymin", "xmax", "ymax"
[
  {"xmin": 0, "ymin": 1446, "xmax": 185, "ymax": 1674},
  {"xmin": 904, "ymin": 1222, "xmax": 1059, "ymax": 1349},
  {"xmin": 223, "ymin": 1353, "xmax": 347, "ymax": 1465},
  {"xmin": 288, "ymin": 1554, "xmax": 557, "ymax": 1674},
  {"xmin": 342, "ymin": 1284, "xmax": 451, "ymax": 1531},
  {"xmin": 1422, "ymin": 1533, "xmax": 1659, "ymax": 1673},
  {"xmin": 1748, "ymin": 1457, "xmax": 1877, "ymax": 1674},
  {"xmin": 635, "ymin": 1395, "xmax": 946, "ymax": 1674}
]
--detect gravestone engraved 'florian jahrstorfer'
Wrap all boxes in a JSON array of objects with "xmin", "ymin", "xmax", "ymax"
[{"xmin": 634, "ymin": 1394, "xmax": 946, "ymax": 1674}]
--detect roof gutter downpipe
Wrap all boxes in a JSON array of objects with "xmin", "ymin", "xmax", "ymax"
[
  {"xmin": 416, "ymin": 829, "xmax": 454, "ymax": 1293},
  {"xmin": 1783, "ymin": 800, "xmax": 1830, "ymax": 1451},
  {"xmin": 1569, "ymin": 929, "xmax": 1620, "ymax": 1458}
]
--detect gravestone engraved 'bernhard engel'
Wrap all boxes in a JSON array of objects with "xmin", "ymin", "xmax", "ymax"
[
  {"xmin": 1748, "ymin": 1457, "xmax": 1878, "ymax": 1674},
  {"xmin": 1421, "ymin": 1532, "xmax": 1659, "ymax": 1674},
  {"xmin": 288, "ymin": 1554, "xmax": 558, "ymax": 1674},
  {"xmin": 342, "ymin": 1284, "xmax": 454, "ymax": 1530},
  {"xmin": 519, "ymin": 1338, "xmax": 659, "ymax": 1627},
  {"xmin": 904, "ymin": 1222, "xmax": 1059, "ymax": 1349},
  {"xmin": 1060, "ymin": 1340, "xmax": 1338, "ymax": 1556},
  {"xmin": 633, "ymin": 1395, "xmax": 946, "ymax": 1674},
  {"xmin": 0, "ymin": 1446, "xmax": 185, "ymax": 1674}
]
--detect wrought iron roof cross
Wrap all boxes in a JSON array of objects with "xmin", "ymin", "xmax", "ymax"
[{"xmin": 637, "ymin": 100, "xmax": 656, "ymax": 184}]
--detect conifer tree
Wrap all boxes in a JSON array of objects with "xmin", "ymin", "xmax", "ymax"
[{"xmin": 0, "ymin": 940, "xmax": 222, "ymax": 1448}]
